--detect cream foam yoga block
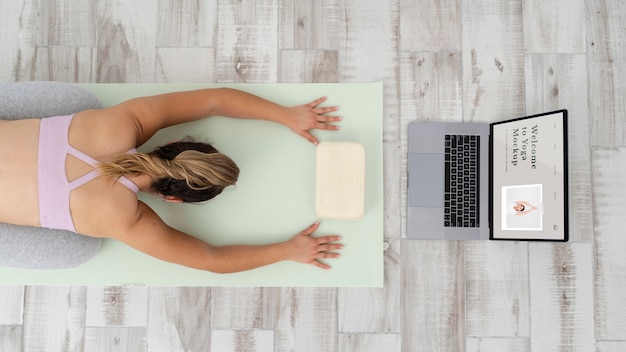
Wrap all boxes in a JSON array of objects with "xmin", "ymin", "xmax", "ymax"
[{"xmin": 315, "ymin": 141, "xmax": 365, "ymax": 220}]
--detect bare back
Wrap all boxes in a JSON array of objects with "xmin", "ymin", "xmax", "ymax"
[
  {"xmin": 0, "ymin": 110, "xmax": 144, "ymax": 236},
  {"xmin": 0, "ymin": 119, "xmax": 41, "ymax": 226}
]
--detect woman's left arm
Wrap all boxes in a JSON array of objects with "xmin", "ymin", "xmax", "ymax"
[
  {"xmin": 110, "ymin": 202, "xmax": 342, "ymax": 273},
  {"xmin": 114, "ymin": 88, "xmax": 341, "ymax": 145}
]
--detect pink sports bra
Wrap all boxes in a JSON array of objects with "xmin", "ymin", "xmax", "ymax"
[{"xmin": 38, "ymin": 114, "xmax": 138, "ymax": 233}]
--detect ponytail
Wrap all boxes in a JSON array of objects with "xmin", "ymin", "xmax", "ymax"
[{"xmin": 97, "ymin": 141, "xmax": 239, "ymax": 202}]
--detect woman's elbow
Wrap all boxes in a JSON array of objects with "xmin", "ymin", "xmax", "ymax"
[{"xmin": 198, "ymin": 246, "xmax": 234, "ymax": 274}]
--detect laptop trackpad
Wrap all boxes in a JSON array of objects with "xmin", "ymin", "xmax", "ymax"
[{"xmin": 408, "ymin": 153, "xmax": 444, "ymax": 207}]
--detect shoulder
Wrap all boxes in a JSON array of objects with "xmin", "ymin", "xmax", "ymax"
[
  {"xmin": 88, "ymin": 198, "xmax": 216, "ymax": 271},
  {"xmin": 72, "ymin": 95, "xmax": 169, "ymax": 147},
  {"xmin": 107, "ymin": 200, "xmax": 159, "ymax": 240},
  {"xmin": 72, "ymin": 181, "xmax": 147, "ymax": 238},
  {"xmin": 88, "ymin": 192, "xmax": 170, "ymax": 242},
  {"xmin": 70, "ymin": 109, "xmax": 141, "ymax": 153}
]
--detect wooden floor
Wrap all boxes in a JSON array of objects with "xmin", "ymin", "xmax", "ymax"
[{"xmin": 0, "ymin": 0, "xmax": 624, "ymax": 351}]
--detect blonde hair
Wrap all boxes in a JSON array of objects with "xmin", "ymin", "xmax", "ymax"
[{"xmin": 97, "ymin": 141, "xmax": 239, "ymax": 202}]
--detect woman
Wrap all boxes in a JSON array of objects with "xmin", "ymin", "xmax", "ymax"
[
  {"xmin": 0, "ymin": 88, "xmax": 343, "ymax": 273},
  {"xmin": 512, "ymin": 200, "xmax": 539, "ymax": 216}
]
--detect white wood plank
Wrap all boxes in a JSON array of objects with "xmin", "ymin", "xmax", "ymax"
[
  {"xmin": 402, "ymin": 240, "xmax": 465, "ymax": 351},
  {"xmin": 156, "ymin": 47, "xmax": 216, "ymax": 83},
  {"xmin": 211, "ymin": 288, "xmax": 274, "ymax": 330},
  {"xmin": 462, "ymin": 0, "xmax": 525, "ymax": 122},
  {"xmin": 586, "ymin": 0, "xmax": 626, "ymax": 146},
  {"xmin": 592, "ymin": 147, "xmax": 626, "ymax": 340},
  {"xmin": 35, "ymin": 47, "xmax": 97, "ymax": 83},
  {"xmin": 278, "ymin": 50, "xmax": 338, "ymax": 83},
  {"xmin": 147, "ymin": 288, "xmax": 211, "ymax": 352},
  {"xmin": 339, "ymin": 333, "xmax": 401, "ymax": 352},
  {"xmin": 0, "ymin": 1, "xmax": 38, "ymax": 81},
  {"xmin": 524, "ymin": 54, "xmax": 592, "ymax": 242},
  {"xmin": 0, "ymin": 326, "xmax": 22, "ymax": 352},
  {"xmin": 156, "ymin": 0, "xmax": 217, "ymax": 47},
  {"xmin": 96, "ymin": 0, "xmax": 157, "ymax": 83},
  {"xmin": 465, "ymin": 242, "xmax": 529, "ymax": 338},
  {"xmin": 400, "ymin": 0, "xmax": 461, "ymax": 51},
  {"xmin": 338, "ymin": 0, "xmax": 400, "ymax": 141},
  {"xmin": 528, "ymin": 243, "xmax": 595, "ymax": 351},
  {"xmin": 0, "ymin": 286, "xmax": 24, "ymax": 324},
  {"xmin": 597, "ymin": 341, "xmax": 626, "ymax": 352},
  {"xmin": 86, "ymin": 286, "xmax": 148, "ymax": 327},
  {"xmin": 22, "ymin": 286, "xmax": 87, "ymax": 351},
  {"xmin": 85, "ymin": 327, "xmax": 146, "ymax": 352},
  {"xmin": 279, "ymin": 0, "xmax": 339, "ymax": 50},
  {"xmin": 338, "ymin": 169, "xmax": 402, "ymax": 329},
  {"xmin": 522, "ymin": 0, "xmax": 585, "ymax": 53},
  {"xmin": 37, "ymin": 0, "xmax": 97, "ymax": 46},
  {"xmin": 210, "ymin": 330, "xmax": 274, "ymax": 352},
  {"xmin": 275, "ymin": 288, "xmax": 337, "ymax": 352},
  {"xmin": 466, "ymin": 337, "xmax": 529, "ymax": 352},
  {"xmin": 524, "ymin": 54, "xmax": 589, "ymax": 113},
  {"xmin": 216, "ymin": 0, "xmax": 278, "ymax": 83},
  {"xmin": 399, "ymin": 51, "xmax": 463, "ymax": 122}
]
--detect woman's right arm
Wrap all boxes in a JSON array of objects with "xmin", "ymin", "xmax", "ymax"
[{"xmin": 113, "ymin": 202, "xmax": 342, "ymax": 273}]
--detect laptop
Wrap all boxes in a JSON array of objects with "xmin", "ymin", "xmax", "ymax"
[{"xmin": 407, "ymin": 110, "xmax": 568, "ymax": 241}]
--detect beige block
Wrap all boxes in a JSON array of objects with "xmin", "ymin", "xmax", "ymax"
[{"xmin": 315, "ymin": 141, "xmax": 365, "ymax": 220}]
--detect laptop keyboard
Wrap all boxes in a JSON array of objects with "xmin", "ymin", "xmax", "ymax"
[{"xmin": 444, "ymin": 135, "xmax": 480, "ymax": 228}]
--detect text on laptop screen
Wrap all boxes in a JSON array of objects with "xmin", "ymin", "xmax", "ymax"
[{"xmin": 490, "ymin": 111, "xmax": 567, "ymax": 240}]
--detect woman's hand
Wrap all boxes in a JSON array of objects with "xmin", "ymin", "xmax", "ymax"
[
  {"xmin": 283, "ymin": 97, "xmax": 342, "ymax": 145},
  {"xmin": 283, "ymin": 221, "xmax": 343, "ymax": 270}
]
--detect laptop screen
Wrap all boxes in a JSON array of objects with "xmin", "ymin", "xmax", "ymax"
[{"xmin": 490, "ymin": 110, "xmax": 568, "ymax": 241}]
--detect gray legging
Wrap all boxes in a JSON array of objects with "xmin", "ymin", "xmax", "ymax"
[{"xmin": 0, "ymin": 81, "xmax": 103, "ymax": 269}]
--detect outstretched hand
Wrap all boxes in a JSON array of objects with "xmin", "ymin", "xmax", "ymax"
[
  {"xmin": 284, "ymin": 97, "xmax": 342, "ymax": 144},
  {"xmin": 284, "ymin": 221, "xmax": 342, "ymax": 270}
]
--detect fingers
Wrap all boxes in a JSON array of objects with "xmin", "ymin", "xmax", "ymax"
[
  {"xmin": 314, "ymin": 113, "xmax": 342, "ymax": 123},
  {"xmin": 299, "ymin": 221, "xmax": 343, "ymax": 270},
  {"xmin": 315, "ymin": 234, "xmax": 342, "ymax": 244},
  {"xmin": 315, "ymin": 242, "xmax": 342, "ymax": 261},
  {"xmin": 312, "ymin": 260, "xmax": 332, "ymax": 270},
  {"xmin": 310, "ymin": 252, "xmax": 340, "ymax": 271},
  {"xmin": 312, "ymin": 107, "xmax": 341, "ymax": 133},
  {"xmin": 300, "ymin": 131, "xmax": 319, "ymax": 145},
  {"xmin": 301, "ymin": 221, "xmax": 321, "ymax": 235},
  {"xmin": 307, "ymin": 97, "xmax": 340, "ymax": 118},
  {"xmin": 307, "ymin": 96, "xmax": 328, "ymax": 108},
  {"xmin": 313, "ymin": 106, "xmax": 340, "ymax": 115},
  {"xmin": 317, "ymin": 243, "xmax": 343, "ymax": 252},
  {"xmin": 313, "ymin": 235, "xmax": 342, "ymax": 270},
  {"xmin": 306, "ymin": 227, "xmax": 341, "ymax": 247},
  {"xmin": 315, "ymin": 122, "xmax": 340, "ymax": 132},
  {"xmin": 294, "ymin": 97, "xmax": 342, "ymax": 145}
]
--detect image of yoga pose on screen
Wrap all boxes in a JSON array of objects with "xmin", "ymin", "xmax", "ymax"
[
  {"xmin": 512, "ymin": 200, "xmax": 539, "ymax": 216},
  {"xmin": 0, "ymin": 88, "xmax": 343, "ymax": 273}
]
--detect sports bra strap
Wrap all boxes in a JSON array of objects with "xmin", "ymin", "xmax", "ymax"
[
  {"xmin": 67, "ymin": 147, "xmax": 139, "ymax": 193},
  {"xmin": 68, "ymin": 169, "xmax": 100, "ymax": 190},
  {"xmin": 68, "ymin": 146, "xmax": 99, "ymax": 167},
  {"xmin": 117, "ymin": 176, "xmax": 140, "ymax": 193}
]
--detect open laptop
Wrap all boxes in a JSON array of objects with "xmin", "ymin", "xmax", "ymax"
[{"xmin": 407, "ymin": 110, "xmax": 568, "ymax": 241}]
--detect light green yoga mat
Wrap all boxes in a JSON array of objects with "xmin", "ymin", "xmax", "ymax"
[{"xmin": 3, "ymin": 82, "xmax": 383, "ymax": 287}]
